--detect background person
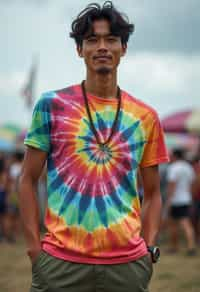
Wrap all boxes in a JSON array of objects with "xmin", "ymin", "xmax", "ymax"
[
  {"xmin": 0, "ymin": 158, "xmax": 9, "ymax": 242},
  {"xmin": 5, "ymin": 151, "xmax": 24, "ymax": 243},
  {"xmin": 191, "ymin": 155, "xmax": 200, "ymax": 245},
  {"xmin": 166, "ymin": 148, "xmax": 196, "ymax": 255}
]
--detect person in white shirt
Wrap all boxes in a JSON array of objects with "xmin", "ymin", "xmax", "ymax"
[{"xmin": 166, "ymin": 148, "xmax": 196, "ymax": 255}]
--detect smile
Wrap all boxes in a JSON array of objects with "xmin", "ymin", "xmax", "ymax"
[{"xmin": 94, "ymin": 56, "xmax": 112, "ymax": 61}]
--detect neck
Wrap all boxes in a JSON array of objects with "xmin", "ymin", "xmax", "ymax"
[{"xmin": 85, "ymin": 70, "xmax": 118, "ymax": 98}]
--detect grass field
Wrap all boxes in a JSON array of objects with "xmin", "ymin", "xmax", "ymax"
[{"xmin": 0, "ymin": 238, "xmax": 199, "ymax": 292}]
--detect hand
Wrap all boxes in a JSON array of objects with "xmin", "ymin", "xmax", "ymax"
[{"xmin": 27, "ymin": 245, "xmax": 42, "ymax": 264}]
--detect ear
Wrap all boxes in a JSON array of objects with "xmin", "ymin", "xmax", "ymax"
[
  {"xmin": 77, "ymin": 45, "xmax": 83, "ymax": 58},
  {"xmin": 121, "ymin": 44, "xmax": 127, "ymax": 57}
]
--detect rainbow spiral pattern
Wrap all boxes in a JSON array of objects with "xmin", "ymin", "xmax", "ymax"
[{"xmin": 25, "ymin": 84, "xmax": 168, "ymax": 263}]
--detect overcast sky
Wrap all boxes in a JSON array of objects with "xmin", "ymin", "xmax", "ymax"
[{"xmin": 1, "ymin": 0, "xmax": 200, "ymax": 127}]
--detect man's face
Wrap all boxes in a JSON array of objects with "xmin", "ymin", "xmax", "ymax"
[{"xmin": 77, "ymin": 19, "xmax": 126, "ymax": 74}]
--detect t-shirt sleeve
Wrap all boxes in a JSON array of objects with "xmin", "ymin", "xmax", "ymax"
[
  {"xmin": 167, "ymin": 165, "xmax": 178, "ymax": 182},
  {"xmin": 140, "ymin": 113, "xmax": 169, "ymax": 168},
  {"xmin": 24, "ymin": 95, "xmax": 51, "ymax": 152}
]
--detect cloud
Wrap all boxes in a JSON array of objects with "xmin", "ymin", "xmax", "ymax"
[
  {"xmin": 113, "ymin": 0, "xmax": 200, "ymax": 54},
  {"xmin": 63, "ymin": 0, "xmax": 200, "ymax": 55},
  {"xmin": 0, "ymin": 72, "xmax": 25, "ymax": 96},
  {"xmin": 0, "ymin": 71, "xmax": 28, "ymax": 126},
  {"xmin": 1, "ymin": 0, "xmax": 200, "ymax": 54},
  {"xmin": 0, "ymin": 0, "xmax": 49, "ymax": 5},
  {"xmin": 119, "ymin": 53, "xmax": 200, "ymax": 116}
]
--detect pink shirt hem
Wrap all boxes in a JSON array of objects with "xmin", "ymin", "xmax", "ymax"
[{"xmin": 42, "ymin": 242, "xmax": 148, "ymax": 265}]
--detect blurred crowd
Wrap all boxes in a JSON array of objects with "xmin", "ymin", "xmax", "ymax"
[
  {"xmin": 0, "ymin": 148, "xmax": 200, "ymax": 255},
  {"xmin": 0, "ymin": 151, "xmax": 47, "ymax": 244}
]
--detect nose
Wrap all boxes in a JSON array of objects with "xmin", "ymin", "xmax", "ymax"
[{"xmin": 98, "ymin": 38, "xmax": 107, "ymax": 51}]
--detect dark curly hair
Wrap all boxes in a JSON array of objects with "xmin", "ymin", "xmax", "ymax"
[{"xmin": 70, "ymin": 1, "xmax": 134, "ymax": 47}]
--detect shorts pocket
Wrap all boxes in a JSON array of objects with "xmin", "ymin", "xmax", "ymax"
[
  {"xmin": 144, "ymin": 254, "xmax": 153, "ymax": 277},
  {"xmin": 128, "ymin": 255, "xmax": 153, "ymax": 289},
  {"xmin": 31, "ymin": 251, "xmax": 49, "ymax": 291},
  {"xmin": 32, "ymin": 251, "xmax": 46, "ymax": 271}
]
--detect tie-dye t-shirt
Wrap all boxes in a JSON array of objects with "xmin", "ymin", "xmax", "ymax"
[{"xmin": 24, "ymin": 84, "xmax": 169, "ymax": 264}]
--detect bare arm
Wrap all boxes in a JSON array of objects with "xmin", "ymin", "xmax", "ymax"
[
  {"xmin": 140, "ymin": 165, "xmax": 162, "ymax": 246},
  {"xmin": 19, "ymin": 146, "xmax": 47, "ymax": 261}
]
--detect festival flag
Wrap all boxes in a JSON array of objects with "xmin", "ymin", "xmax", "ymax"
[{"xmin": 21, "ymin": 57, "xmax": 38, "ymax": 109}]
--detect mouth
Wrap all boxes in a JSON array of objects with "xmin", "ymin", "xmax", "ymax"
[{"xmin": 93, "ymin": 56, "xmax": 112, "ymax": 61}]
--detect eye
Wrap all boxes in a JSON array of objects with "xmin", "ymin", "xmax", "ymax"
[
  {"xmin": 86, "ymin": 37, "xmax": 98, "ymax": 43},
  {"xmin": 107, "ymin": 36, "xmax": 118, "ymax": 42}
]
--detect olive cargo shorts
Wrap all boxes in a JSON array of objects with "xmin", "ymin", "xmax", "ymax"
[{"xmin": 31, "ymin": 251, "xmax": 153, "ymax": 292}]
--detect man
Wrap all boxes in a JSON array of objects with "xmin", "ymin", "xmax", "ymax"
[
  {"xmin": 19, "ymin": 2, "xmax": 169, "ymax": 291},
  {"xmin": 166, "ymin": 148, "xmax": 196, "ymax": 255}
]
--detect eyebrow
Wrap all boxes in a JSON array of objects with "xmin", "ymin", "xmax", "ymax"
[{"xmin": 84, "ymin": 33, "xmax": 117, "ymax": 39}]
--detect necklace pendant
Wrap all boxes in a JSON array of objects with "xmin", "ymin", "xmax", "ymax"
[
  {"xmin": 100, "ymin": 144, "xmax": 110, "ymax": 152},
  {"xmin": 100, "ymin": 144, "xmax": 106, "ymax": 151}
]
